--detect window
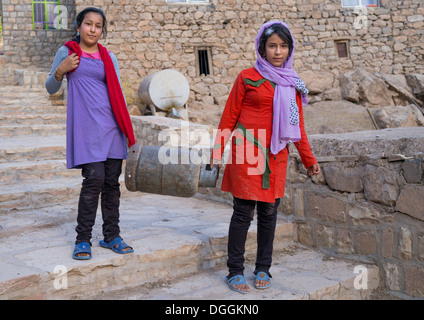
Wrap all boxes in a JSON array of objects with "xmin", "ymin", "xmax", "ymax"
[
  {"xmin": 166, "ymin": 0, "xmax": 209, "ymax": 4},
  {"xmin": 341, "ymin": 0, "xmax": 379, "ymax": 7},
  {"xmin": 335, "ymin": 41, "xmax": 349, "ymax": 59},
  {"xmin": 196, "ymin": 47, "xmax": 212, "ymax": 76},
  {"xmin": 32, "ymin": 0, "xmax": 63, "ymax": 30}
]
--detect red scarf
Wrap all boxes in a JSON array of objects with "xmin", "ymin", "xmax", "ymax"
[{"xmin": 64, "ymin": 41, "xmax": 136, "ymax": 147}]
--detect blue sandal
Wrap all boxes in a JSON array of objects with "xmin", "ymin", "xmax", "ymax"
[
  {"xmin": 226, "ymin": 275, "xmax": 249, "ymax": 294},
  {"xmin": 72, "ymin": 242, "xmax": 92, "ymax": 260},
  {"xmin": 99, "ymin": 237, "xmax": 134, "ymax": 254},
  {"xmin": 254, "ymin": 271, "xmax": 271, "ymax": 289}
]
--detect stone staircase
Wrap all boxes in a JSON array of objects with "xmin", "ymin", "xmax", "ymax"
[
  {"xmin": 0, "ymin": 70, "xmax": 381, "ymax": 300},
  {"xmin": 0, "ymin": 78, "xmax": 82, "ymax": 211}
]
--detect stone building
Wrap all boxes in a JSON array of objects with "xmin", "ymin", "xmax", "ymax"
[{"xmin": 1, "ymin": 0, "xmax": 423, "ymax": 109}]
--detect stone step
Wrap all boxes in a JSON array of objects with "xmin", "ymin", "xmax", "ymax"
[
  {"xmin": 0, "ymin": 170, "xmax": 130, "ymax": 212},
  {"xmin": 0, "ymin": 176, "xmax": 82, "ymax": 211},
  {"xmin": 0, "ymin": 98, "xmax": 53, "ymax": 107},
  {"xmin": 0, "ymin": 135, "xmax": 66, "ymax": 163},
  {"xmin": 0, "ymin": 87, "xmax": 62, "ymax": 96},
  {"xmin": 0, "ymin": 159, "xmax": 80, "ymax": 184},
  {"xmin": 0, "ymin": 88, "xmax": 49, "ymax": 95},
  {"xmin": 0, "ymin": 69, "xmax": 51, "ymax": 89},
  {"xmin": 0, "ymin": 68, "xmax": 16, "ymax": 86},
  {"xmin": 0, "ymin": 113, "xmax": 66, "ymax": 126},
  {"xmin": 0, "ymin": 192, "xmax": 379, "ymax": 300},
  {"xmin": 0, "ymin": 103, "xmax": 66, "ymax": 114},
  {"xmin": 0, "ymin": 86, "xmax": 64, "ymax": 107},
  {"xmin": 94, "ymin": 244, "xmax": 380, "ymax": 301},
  {"xmin": 0, "ymin": 85, "xmax": 48, "ymax": 95},
  {"xmin": 0, "ymin": 124, "xmax": 66, "ymax": 137}
]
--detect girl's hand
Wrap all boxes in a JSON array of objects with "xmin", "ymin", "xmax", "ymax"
[
  {"xmin": 57, "ymin": 53, "xmax": 80, "ymax": 74},
  {"xmin": 308, "ymin": 163, "xmax": 320, "ymax": 176},
  {"xmin": 209, "ymin": 157, "xmax": 222, "ymax": 170}
]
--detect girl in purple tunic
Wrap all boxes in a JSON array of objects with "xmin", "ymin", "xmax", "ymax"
[{"xmin": 46, "ymin": 7, "xmax": 134, "ymax": 260}]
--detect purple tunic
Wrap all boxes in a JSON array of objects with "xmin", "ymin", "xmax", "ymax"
[{"xmin": 66, "ymin": 55, "xmax": 127, "ymax": 169}]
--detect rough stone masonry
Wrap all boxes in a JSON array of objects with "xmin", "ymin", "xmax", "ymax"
[
  {"xmin": 283, "ymin": 127, "xmax": 424, "ymax": 298},
  {"xmin": 1, "ymin": 0, "xmax": 423, "ymax": 108}
]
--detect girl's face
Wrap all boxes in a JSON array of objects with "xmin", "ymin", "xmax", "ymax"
[
  {"xmin": 264, "ymin": 33, "xmax": 290, "ymax": 68},
  {"xmin": 77, "ymin": 12, "xmax": 104, "ymax": 49}
]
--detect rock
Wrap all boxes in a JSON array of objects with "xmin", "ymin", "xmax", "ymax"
[
  {"xmin": 129, "ymin": 105, "xmax": 143, "ymax": 116},
  {"xmin": 340, "ymin": 69, "xmax": 395, "ymax": 107},
  {"xmin": 306, "ymin": 193, "xmax": 347, "ymax": 223},
  {"xmin": 191, "ymin": 82, "xmax": 209, "ymax": 95},
  {"xmin": 322, "ymin": 87, "xmax": 342, "ymax": 101},
  {"xmin": 303, "ymin": 100, "xmax": 376, "ymax": 134},
  {"xmin": 308, "ymin": 127, "xmax": 424, "ymax": 158},
  {"xmin": 402, "ymin": 158, "xmax": 423, "ymax": 184},
  {"xmin": 348, "ymin": 205, "xmax": 380, "ymax": 225},
  {"xmin": 387, "ymin": 154, "xmax": 413, "ymax": 162},
  {"xmin": 339, "ymin": 70, "xmax": 360, "ymax": 102},
  {"xmin": 210, "ymin": 84, "xmax": 229, "ymax": 98},
  {"xmin": 299, "ymin": 70, "xmax": 334, "ymax": 95},
  {"xmin": 360, "ymin": 75, "xmax": 394, "ymax": 106},
  {"xmin": 323, "ymin": 165, "xmax": 363, "ymax": 193},
  {"xmin": 363, "ymin": 164, "xmax": 400, "ymax": 206},
  {"xmin": 396, "ymin": 185, "xmax": 424, "ymax": 221},
  {"xmin": 372, "ymin": 104, "xmax": 424, "ymax": 129},
  {"xmin": 405, "ymin": 74, "xmax": 424, "ymax": 100},
  {"xmin": 379, "ymin": 74, "xmax": 415, "ymax": 106}
]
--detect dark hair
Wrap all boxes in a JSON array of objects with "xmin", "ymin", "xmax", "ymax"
[
  {"xmin": 258, "ymin": 23, "xmax": 293, "ymax": 58},
  {"xmin": 72, "ymin": 7, "xmax": 107, "ymax": 43}
]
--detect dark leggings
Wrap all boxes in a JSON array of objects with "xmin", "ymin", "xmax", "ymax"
[
  {"xmin": 75, "ymin": 159, "xmax": 122, "ymax": 245},
  {"xmin": 227, "ymin": 197, "xmax": 280, "ymax": 278}
]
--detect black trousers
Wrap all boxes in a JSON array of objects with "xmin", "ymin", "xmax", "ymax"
[
  {"xmin": 227, "ymin": 197, "xmax": 280, "ymax": 278},
  {"xmin": 75, "ymin": 159, "xmax": 122, "ymax": 245}
]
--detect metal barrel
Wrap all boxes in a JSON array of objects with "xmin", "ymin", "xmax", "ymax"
[
  {"xmin": 138, "ymin": 69, "xmax": 190, "ymax": 112},
  {"xmin": 125, "ymin": 144, "xmax": 219, "ymax": 197}
]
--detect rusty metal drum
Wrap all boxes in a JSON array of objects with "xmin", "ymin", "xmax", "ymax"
[{"xmin": 125, "ymin": 144, "xmax": 219, "ymax": 197}]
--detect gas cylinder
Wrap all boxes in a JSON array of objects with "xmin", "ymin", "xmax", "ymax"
[
  {"xmin": 125, "ymin": 144, "xmax": 219, "ymax": 197},
  {"xmin": 138, "ymin": 69, "xmax": 190, "ymax": 120}
]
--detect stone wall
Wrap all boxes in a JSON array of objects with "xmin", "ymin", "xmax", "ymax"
[
  {"xmin": 0, "ymin": 0, "xmax": 74, "ymax": 70},
  {"xmin": 71, "ymin": 0, "xmax": 424, "ymax": 106},
  {"xmin": 95, "ymin": 0, "xmax": 424, "ymax": 107},
  {"xmin": 284, "ymin": 127, "xmax": 424, "ymax": 298},
  {"xmin": 2, "ymin": 0, "xmax": 423, "ymax": 108}
]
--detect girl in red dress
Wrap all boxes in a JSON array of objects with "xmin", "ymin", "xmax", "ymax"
[{"xmin": 211, "ymin": 21, "xmax": 320, "ymax": 294}]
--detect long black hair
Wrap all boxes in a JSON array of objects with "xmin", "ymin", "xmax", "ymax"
[
  {"xmin": 258, "ymin": 23, "xmax": 293, "ymax": 58},
  {"xmin": 71, "ymin": 7, "xmax": 108, "ymax": 43}
]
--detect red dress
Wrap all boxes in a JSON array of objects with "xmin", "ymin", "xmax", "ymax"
[{"xmin": 212, "ymin": 68, "xmax": 317, "ymax": 203}]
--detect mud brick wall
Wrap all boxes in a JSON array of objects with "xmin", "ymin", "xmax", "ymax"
[{"xmin": 284, "ymin": 127, "xmax": 424, "ymax": 298}]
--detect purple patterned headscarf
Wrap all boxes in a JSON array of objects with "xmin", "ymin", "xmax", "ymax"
[{"xmin": 254, "ymin": 21, "xmax": 309, "ymax": 155}]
